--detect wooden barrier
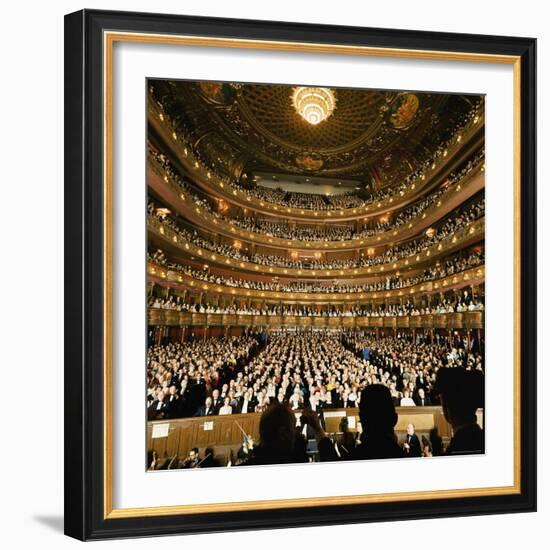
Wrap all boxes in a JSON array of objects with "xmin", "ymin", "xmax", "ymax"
[
  {"xmin": 147, "ymin": 310, "xmax": 484, "ymax": 330},
  {"xmin": 146, "ymin": 406, "xmax": 481, "ymax": 463},
  {"xmin": 433, "ymin": 314, "xmax": 447, "ymax": 329},
  {"xmin": 420, "ymin": 314, "xmax": 434, "ymax": 329},
  {"xmin": 397, "ymin": 316, "xmax": 410, "ymax": 328},
  {"xmin": 410, "ymin": 316, "xmax": 421, "ymax": 328}
]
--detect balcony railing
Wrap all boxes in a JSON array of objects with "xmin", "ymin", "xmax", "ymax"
[
  {"xmin": 147, "ymin": 261, "xmax": 485, "ymax": 303},
  {"xmin": 147, "ymin": 309, "xmax": 484, "ymax": 330},
  {"xmin": 149, "ymin": 152, "xmax": 485, "ymax": 251},
  {"xmin": 148, "ymin": 214, "xmax": 485, "ymax": 279}
]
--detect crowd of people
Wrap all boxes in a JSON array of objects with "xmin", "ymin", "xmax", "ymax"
[
  {"xmin": 149, "ymin": 189, "xmax": 484, "ymax": 278},
  {"xmin": 248, "ymin": 189, "xmax": 366, "ymax": 211},
  {"xmin": 148, "ymin": 244, "xmax": 483, "ymax": 296},
  {"xmin": 147, "ymin": 330, "xmax": 483, "ymax": 425},
  {"xmin": 148, "ymin": 288, "xmax": 484, "ymax": 317},
  {"xmin": 148, "ymin": 183, "xmax": 485, "ymax": 269},
  {"xmin": 150, "ymin": 144, "xmax": 484, "ymax": 247},
  {"xmin": 149, "ymin": 360, "xmax": 484, "ymax": 469}
]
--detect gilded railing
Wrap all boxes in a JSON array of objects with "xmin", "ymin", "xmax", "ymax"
[
  {"xmin": 147, "ymin": 261, "xmax": 484, "ymax": 303},
  {"xmin": 149, "ymin": 214, "xmax": 485, "ymax": 279},
  {"xmin": 148, "ymin": 309, "xmax": 484, "ymax": 330},
  {"xmin": 149, "ymin": 153, "xmax": 484, "ymax": 251}
]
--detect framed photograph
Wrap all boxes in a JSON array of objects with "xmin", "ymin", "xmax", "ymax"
[{"xmin": 64, "ymin": 9, "xmax": 536, "ymax": 540}]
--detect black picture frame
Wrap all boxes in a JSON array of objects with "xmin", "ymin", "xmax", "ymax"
[{"xmin": 64, "ymin": 9, "xmax": 537, "ymax": 541}]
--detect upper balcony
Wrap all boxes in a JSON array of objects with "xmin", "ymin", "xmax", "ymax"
[
  {"xmin": 148, "ymin": 152, "xmax": 485, "ymax": 253},
  {"xmin": 148, "ymin": 98, "xmax": 485, "ymax": 223},
  {"xmin": 149, "ymin": 214, "xmax": 485, "ymax": 280}
]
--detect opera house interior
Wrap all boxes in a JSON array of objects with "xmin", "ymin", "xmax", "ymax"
[{"xmin": 146, "ymin": 80, "xmax": 485, "ymax": 470}]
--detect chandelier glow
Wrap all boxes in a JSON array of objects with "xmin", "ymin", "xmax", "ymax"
[{"xmin": 292, "ymin": 87, "xmax": 336, "ymax": 125}]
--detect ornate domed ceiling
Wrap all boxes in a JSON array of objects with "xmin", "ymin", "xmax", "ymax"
[
  {"xmin": 238, "ymin": 85, "xmax": 387, "ymax": 150},
  {"xmin": 150, "ymin": 80, "xmax": 480, "ymax": 191}
]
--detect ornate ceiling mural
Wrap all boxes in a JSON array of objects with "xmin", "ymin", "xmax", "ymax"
[{"xmin": 150, "ymin": 80, "xmax": 479, "ymax": 191}]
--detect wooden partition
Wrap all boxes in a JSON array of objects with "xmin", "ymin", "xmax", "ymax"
[
  {"xmin": 146, "ymin": 406, "xmax": 482, "ymax": 463},
  {"xmin": 148, "ymin": 310, "xmax": 484, "ymax": 330}
]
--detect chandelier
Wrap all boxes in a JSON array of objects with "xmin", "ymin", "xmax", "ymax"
[{"xmin": 292, "ymin": 86, "xmax": 336, "ymax": 125}]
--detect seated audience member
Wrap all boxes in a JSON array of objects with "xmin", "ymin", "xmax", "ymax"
[
  {"xmin": 211, "ymin": 389, "xmax": 223, "ymax": 414},
  {"xmin": 200, "ymin": 447, "xmax": 221, "ymax": 468},
  {"xmin": 148, "ymin": 390, "xmax": 166, "ymax": 420},
  {"xmin": 400, "ymin": 389, "xmax": 416, "ymax": 407},
  {"xmin": 353, "ymin": 385, "xmax": 404, "ymax": 460},
  {"xmin": 182, "ymin": 447, "xmax": 201, "ymax": 469},
  {"xmin": 436, "ymin": 367, "xmax": 485, "ymax": 455},
  {"xmin": 429, "ymin": 427, "xmax": 444, "ymax": 457},
  {"xmin": 194, "ymin": 397, "xmax": 215, "ymax": 417},
  {"xmin": 403, "ymin": 423, "xmax": 422, "ymax": 457},
  {"xmin": 239, "ymin": 402, "xmax": 307, "ymax": 465},
  {"xmin": 218, "ymin": 396, "xmax": 233, "ymax": 415},
  {"xmin": 147, "ymin": 449, "xmax": 159, "ymax": 470},
  {"xmin": 414, "ymin": 388, "xmax": 432, "ymax": 406},
  {"xmin": 240, "ymin": 403, "xmax": 335, "ymax": 466},
  {"xmin": 164, "ymin": 385, "xmax": 182, "ymax": 418},
  {"xmin": 238, "ymin": 389, "xmax": 255, "ymax": 414},
  {"xmin": 421, "ymin": 436, "xmax": 433, "ymax": 457},
  {"xmin": 336, "ymin": 416, "xmax": 358, "ymax": 459}
]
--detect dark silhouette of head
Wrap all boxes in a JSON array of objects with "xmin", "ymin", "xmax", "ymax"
[
  {"xmin": 258, "ymin": 402, "xmax": 296, "ymax": 459},
  {"xmin": 204, "ymin": 447, "xmax": 214, "ymax": 458},
  {"xmin": 429, "ymin": 427, "xmax": 444, "ymax": 456},
  {"xmin": 339, "ymin": 416, "xmax": 349, "ymax": 432},
  {"xmin": 359, "ymin": 384, "xmax": 398, "ymax": 435},
  {"xmin": 436, "ymin": 367, "xmax": 484, "ymax": 428}
]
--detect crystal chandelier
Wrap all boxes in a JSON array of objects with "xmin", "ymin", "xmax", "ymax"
[{"xmin": 292, "ymin": 86, "xmax": 336, "ymax": 125}]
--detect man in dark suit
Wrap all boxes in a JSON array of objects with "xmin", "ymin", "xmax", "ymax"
[
  {"xmin": 238, "ymin": 390, "xmax": 255, "ymax": 414},
  {"xmin": 210, "ymin": 389, "xmax": 223, "ymax": 414},
  {"xmin": 403, "ymin": 423, "xmax": 422, "ymax": 457},
  {"xmin": 164, "ymin": 385, "xmax": 182, "ymax": 418},
  {"xmin": 436, "ymin": 367, "xmax": 485, "ymax": 455},
  {"xmin": 414, "ymin": 388, "xmax": 432, "ymax": 406},
  {"xmin": 148, "ymin": 392, "xmax": 166, "ymax": 420},
  {"xmin": 193, "ymin": 397, "xmax": 215, "ymax": 417},
  {"xmin": 331, "ymin": 386, "xmax": 344, "ymax": 408},
  {"xmin": 352, "ymin": 385, "xmax": 403, "ymax": 460}
]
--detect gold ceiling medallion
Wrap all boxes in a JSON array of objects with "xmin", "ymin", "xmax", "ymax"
[
  {"xmin": 295, "ymin": 152, "xmax": 324, "ymax": 171},
  {"xmin": 388, "ymin": 93, "xmax": 420, "ymax": 128},
  {"xmin": 198, "ymin": 81, "xmax": 236, "ymax": 105},
  {"xmin": 292, "ymin": 86, "xmax": 337, "ymax": 125}
]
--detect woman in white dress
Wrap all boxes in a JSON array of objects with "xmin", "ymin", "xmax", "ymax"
[{"xmin": 218, "ymin": 396, "xmax": 233, "ymax": 415}]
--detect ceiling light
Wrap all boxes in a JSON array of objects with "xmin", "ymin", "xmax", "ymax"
[{"xmin": 292, "ymin": 86, "xmax": 336, "ymax": 125}]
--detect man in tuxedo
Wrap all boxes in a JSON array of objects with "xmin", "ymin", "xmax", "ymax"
[
  {"xmin": 193, "ymin": 396, "xmax": 215, "ymax": 417},
  {"xmin": 238, "ymin": 389, "xmax": 255, "ymax": 414},
  {"xmin": 331, "ymin": 385, "xmax": 344, "ymax": 408},
  {"xmin": 210, "ymin": 389, "xmax": 223, "ymax": 414},
  {"xmin": 403, "ymin": 423, "xmax": 422, "ymax": 457},
  {"xmin": 148, "ymin": 390, "xmax": 166, "ymax": 420},
  {"xmin": 414, "ymin": 388, "xmax": 432, "ymax": 406},
  {"xmin": 164, "ymin": 385, "xmax": 182, "ymax": 418}
]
